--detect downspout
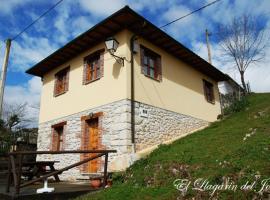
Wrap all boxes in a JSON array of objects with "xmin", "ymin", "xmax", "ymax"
[
  {"xmin": 130, "ymin": 21, "xmax": 146, "ymax": 154},
  {"xmin": 130, "ymin": 34, "xmax": 137, "ymax": 152}
]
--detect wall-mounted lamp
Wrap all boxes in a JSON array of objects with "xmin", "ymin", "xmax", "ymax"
[
  {"xmin": 105, "ymin": 37, "xmax": 126, "ymax": 66},
  {"xmin": 88, "ymin": 112, "xmax": 94, "ymax": 118}
]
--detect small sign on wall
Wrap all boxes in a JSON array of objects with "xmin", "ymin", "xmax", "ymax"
[{"xmin": 139, "ymin": 107, "xmax": 148, "ymax": 118}]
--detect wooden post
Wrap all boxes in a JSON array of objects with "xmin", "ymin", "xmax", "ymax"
[
  {"xmin": 6, "ymin": 155, "xmax": 11, "ymax": 193},
  {"xmin": 16, "ymin": 154, "xmax": 23, "ymax": 194},
  {"xmin": 0, "ymin": 39, "xmax": 11, "ymax": 117},
  {"xmin": 103, "ymin": 153, "xmax": 108, "ymax": 188},
  {"xmin": 10, "ymin": 155, "xmax": 18, "ymax": 195}
]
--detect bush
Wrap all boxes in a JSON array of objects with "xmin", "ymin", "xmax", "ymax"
[{"xmin": 223, "ymin": 97, "xmax": 249, "ymax": 115}]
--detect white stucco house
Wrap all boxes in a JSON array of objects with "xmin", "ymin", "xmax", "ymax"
[{"xmin": 26, "ymin": 6, "xmax": 231, "ymax": 180}]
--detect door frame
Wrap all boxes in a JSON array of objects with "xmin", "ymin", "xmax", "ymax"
[{"xmin": 81, "ymin": 112, "xmax": 103, "ymax": 174}]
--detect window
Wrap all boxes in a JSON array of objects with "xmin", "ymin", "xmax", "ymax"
[
  {"xmin": 51, "ymin": 122, "xmax": 66, "ymax": 151},
  {"xmin": 83, "ymin": 50, "xmax": 104, "ymax": 84},
  {"xmin": 54, "ymin": 67, "xmax": 69, "ymax": 97},
  {"xmin": 203, "ymin": 79, "xmax": 215, "ymax": 103},
  {"xmin": 140, "ymin": 45, "xmax": 162, "ymax": 81}
]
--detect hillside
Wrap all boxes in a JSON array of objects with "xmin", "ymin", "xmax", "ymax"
[{"xmin": 77, "ymin": 93, "xmax": 270, "ymax": 200}]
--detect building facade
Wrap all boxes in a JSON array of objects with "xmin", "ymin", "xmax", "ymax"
[{"xmin": 27, "ymin": 7, "xmax": 228, "ymax": 180}]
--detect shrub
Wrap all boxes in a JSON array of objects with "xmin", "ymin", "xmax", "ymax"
[{"xmin": 223, "ymin": 97, "xmax": 249, "ymax": 115}]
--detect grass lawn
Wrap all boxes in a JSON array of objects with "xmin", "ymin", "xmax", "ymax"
[{"xmin": 77, "ymin": 93, "xmax": 270, "ymax": 200}]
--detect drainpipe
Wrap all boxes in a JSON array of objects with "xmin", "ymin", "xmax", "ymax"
[
  {"xmin": 130, "ymin": 34, "xmax": 137, "ymax": 152},
  {"xmin": 130, "ymin": 22, "xmax": 146, "ymax": 154}
]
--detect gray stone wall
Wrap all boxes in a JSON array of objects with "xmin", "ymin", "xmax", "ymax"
[
  {"xmin": 37, "ymin": 99, "xmax": 132, "ymax": 181},
  {"xmin": 134, "ymin": 102, "xmax": 209, "ymax": 151},
  {"xmin": 37, "ymin": 99, "xmax": 209, "ymax": 180}
]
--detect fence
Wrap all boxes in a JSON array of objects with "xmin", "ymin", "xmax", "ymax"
[
  {"xmin": 0, "ymin": 141, "xmax": 11, "ymax": 154},
  {"xmin": 0, "ymin": 129, "xmax": 38, "ymax": 154}
]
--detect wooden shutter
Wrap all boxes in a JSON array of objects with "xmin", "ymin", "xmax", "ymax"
[
  {"xmin": 53, "ymin": 76, "xmax": 58, "ymax": 97},
  {"xmin": 83, "ymin": 49, "xmax": 104, "ymax": 84},
  {"xmin": 82, "ymin": 62, "xmax": 87, "ymax": 85},
  {"xmin": 156, "ymin": 56, "xmax": 162, "ymax": 81},
  {"xmin": 80, "ymin": 121, "xmax": 90, "ymax": 173},
  {"xmin": 140, "ymin": 47, "xmax": 145, "ymax": 74},
  {"xmin": 203, "ymin": 80, "xmax": 207, "ymax": 100},
  {"xmin": 203, "ymin": 80, "xmax": 215, "ymax": 103},
  {"xmin": 54, "ymin": 67, "xmax": 69, "ymax": 96},
  {"xmin": 210, "ymin": 84, "xmax": 215, "ymax": 103},
  {"xmin": 99, "ymin": 51, "xmax": 104, "ymax": 78},
  {"xmin": 64, "ymin": 68, "xmax": 69, "ymax": 92},
  {"xmin": 61, "ymin": 124, "xmax": 67, "ymax": 150}
]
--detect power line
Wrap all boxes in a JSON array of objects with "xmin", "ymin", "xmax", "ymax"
[
  {"xmin": 11, "ymin": 0, "xmax": 64, "ymax": 41},
  {"xmin": 159, "ymin": 0, "xmax": 222, "ymax": 29}
]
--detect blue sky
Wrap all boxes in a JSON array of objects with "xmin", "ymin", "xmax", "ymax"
[{"xmin": 0, "ymin": 0, "xmax": 270, "ymax": 125}]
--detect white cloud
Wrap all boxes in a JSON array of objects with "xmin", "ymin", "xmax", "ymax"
[
  {"xmin": 1, "ymin": 0, "xmax": 269, "ymax": 131},
  {"xmin": 53, "ymin": 2, "xmax": 71, "ymax": 43},
  {"xmin": 76, "ymin": 0, "xmax": 175, "ymax": 17},
  {"xmin": 4, "ymin": 77, "xmax": 42, "ymax": 126},
  {"xmin": 0, "ymin": 0, "xmax": 32, "ymax": 15},
  {"xmin": 245, "ymin": 63, "xmax": 270, "ymax": 92},
  {"xmin": 71, "ymin": 16, "xmax": 93, "ymax": 37},
  {"xmin": 159, "ymin": 3, "xmax": 214, "ymax": 44},
  {"xmin": 128, "ymin": 0, "xmax": 172, "ymax": 13},
  {"xmin": 192, "ymin": 41, "xmax": 270, "ymax": 93},
  {"xmin": 78, "ymin": 0, "xmax": 126, "ymax": 17},
  {"xmin": 9, "ymin": 34, "xmax": 56, "ymax": 71},
  {"xmin": 162, "ymin": 5, "xmax": 191, "ymax": 22}
]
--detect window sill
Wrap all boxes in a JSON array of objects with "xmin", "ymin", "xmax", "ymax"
[
  {"xmin": 84, "ymin": 77, "xmax": 101, "ymax": 85},
  {"xmin": 54, "ymin": 91, "xmax": 67, "ymax": 97},
  {"xmin": 206, "ymin": 99, "xmax": 215, "ymax": 105},
  {"xmin": 143, "ymin": 74, "xmax": 161, "ymax": 82}
]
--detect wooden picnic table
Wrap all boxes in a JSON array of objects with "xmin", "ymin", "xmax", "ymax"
[
  {"xmin": 6, "ymin": 150, "xmax": 117, "ymax": 195},
  {"xmin": 21, "ymin": 161, "xmax": 60, "ymax": 182}
]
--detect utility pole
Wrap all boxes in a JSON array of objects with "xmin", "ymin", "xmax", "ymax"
[
  {"xmin": 205, "ymin": 29, "xmax": 212, "ymax": 64},
  {"xmin": 0, "ymin": 39, "xmax": 12, "ymax": 117}
]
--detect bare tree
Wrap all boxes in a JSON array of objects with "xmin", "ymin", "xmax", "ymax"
[
  {"xmin": 218, "ymin": 15, "xmax": 269, "ymax": 94},
  {"xmin": 2, "ymin": 103, "xmax": 30, "ymax": 131}
]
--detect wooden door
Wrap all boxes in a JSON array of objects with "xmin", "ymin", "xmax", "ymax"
[{"xmin": 87, "ymin": 118, "xmax": 99, "ymax": 173}]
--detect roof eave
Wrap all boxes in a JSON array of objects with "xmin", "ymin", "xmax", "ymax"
[{"xmin": 25, "ymin": 6, "xmax": 228, "ymax": 82}]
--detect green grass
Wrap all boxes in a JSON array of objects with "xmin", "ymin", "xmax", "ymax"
[{"xmin": 77, "ymin": 93, "xmax": 270, "ymax": 200}]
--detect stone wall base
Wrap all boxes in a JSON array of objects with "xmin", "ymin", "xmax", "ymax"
[{"xmin": 36, "ymin": 99, "xmax": 209, "ymax": 180}]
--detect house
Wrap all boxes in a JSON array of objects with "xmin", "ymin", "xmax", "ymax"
[
  {"xmin": 219, "ymin": 74, "xmax": 243, "ymax": 95},
  {"xmin": 218, "ymin": 74, "xmax": 244, "ymax": 110},
  {"xmin": 26, "ymin": 6, "xmax": 229, "ymax": 180}
]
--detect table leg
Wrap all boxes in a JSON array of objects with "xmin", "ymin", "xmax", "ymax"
[{"xmin": 49, "ymin": 164, "xmax": 60, "ymax": 182}]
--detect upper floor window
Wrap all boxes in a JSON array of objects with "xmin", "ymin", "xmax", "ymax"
[
  {"xmin": 140, "ymin": 45, "xmax": 162, "ymax": 81},
  {"xmin": 203, "ymin": 79, "xmax": 215, "ymax": 104},
  {"xmin": 51, "ymin": 121, "xmax": 66, "ymax": 151},
  {"xmin": 54, "ymin": 67, "xmax": 69, "ymax": 97},
  {"xmin": 83, "ymin": 49, "xmax": 104, "ymax": 84}
]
